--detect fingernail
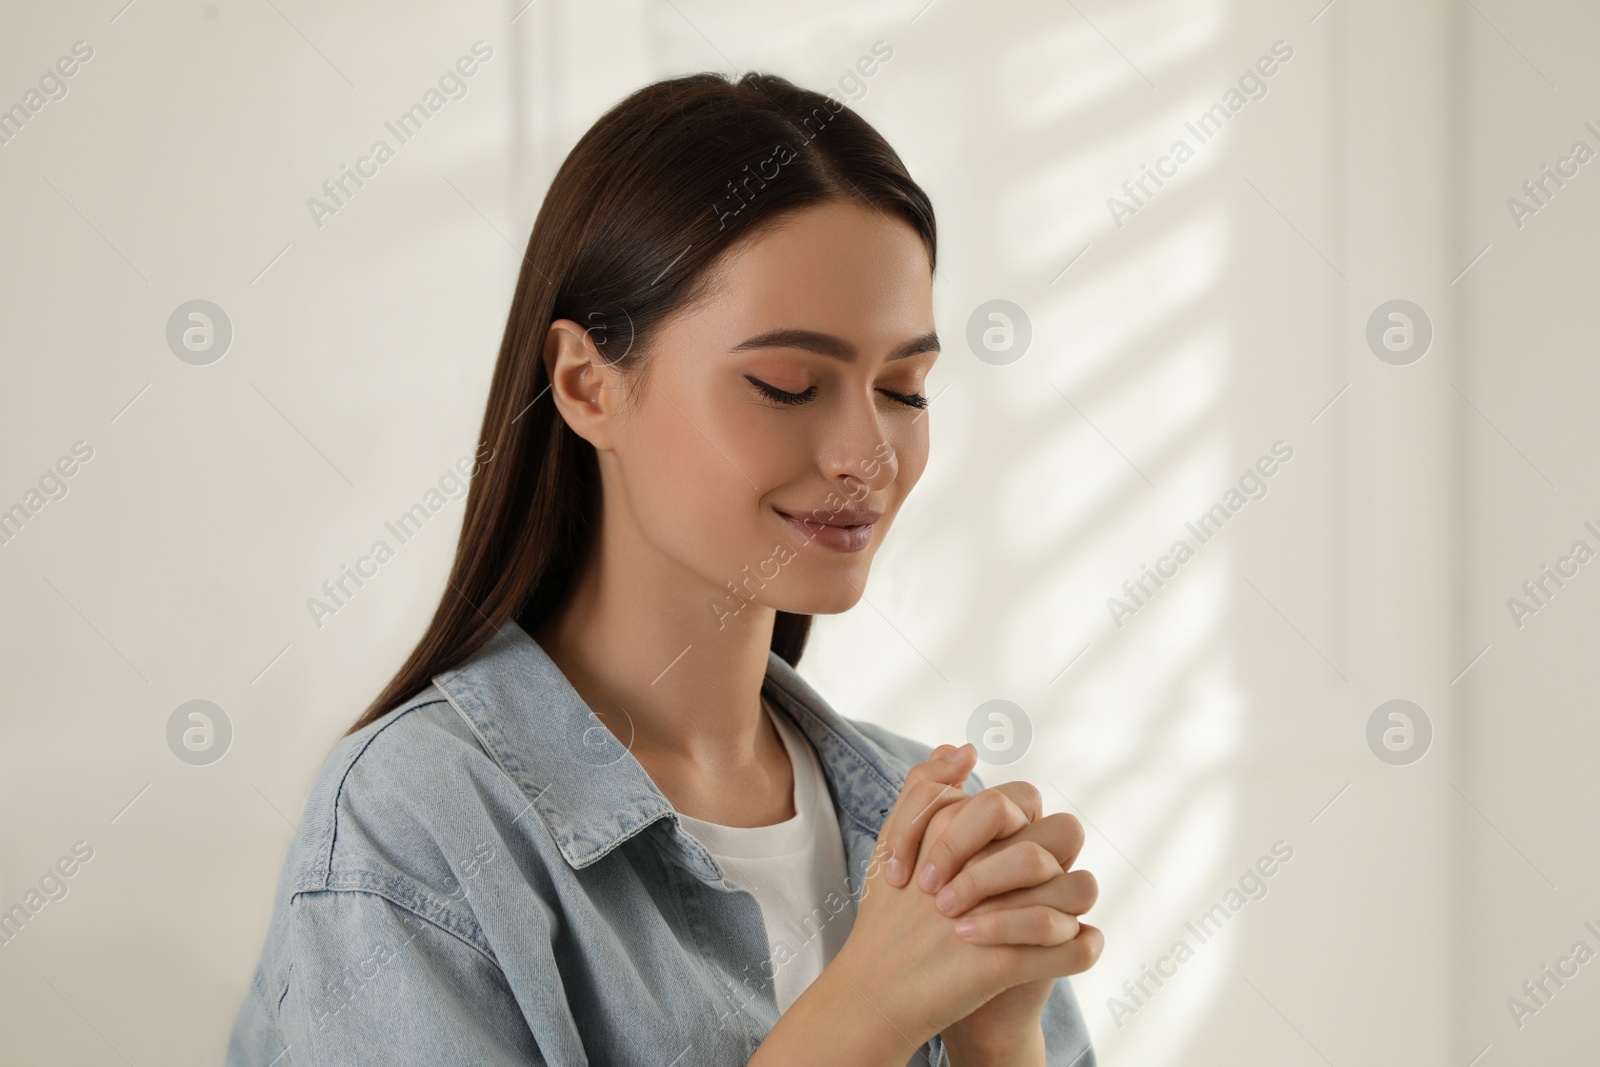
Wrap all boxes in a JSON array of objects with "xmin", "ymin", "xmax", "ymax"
[
  {"xmin": 939, "ymin": 746, "xmax": 964, "ymax": 762},
  {"xmin": 955, "ymin": 918, "xmax": 977, "ymax": 938},
  {"xmin": 918, "ymin": 862, "xmax": 939, "ymax": 892},
  {"xmin": 885, "ymin": 857, "xmax": 907, "ymax": 885},
  {"xmin": 936, "ymin": 886, "xmax": 957, "ymax": 913}
]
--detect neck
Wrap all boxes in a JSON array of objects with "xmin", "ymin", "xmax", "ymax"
[{"xmin": 532, "ymin": 496, "xmax": 781, "ymax": 771}]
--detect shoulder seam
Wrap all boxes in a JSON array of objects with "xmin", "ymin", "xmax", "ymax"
[
  {"xmin": 288, "ymin": 885, "xmax": 503, "ymax": 972},
  {"xmin": 322, "ymin": 697, "xmax": 453, "ymax": 883}
]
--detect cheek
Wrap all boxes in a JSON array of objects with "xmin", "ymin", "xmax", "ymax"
[
  {"xmin": 634, "ymin": 408, "xmax": 735, "ymax": 520},
  {"xmin": 617, "ymin": 386, "xmax": 783, "ymax": 576},
  {"xmin": 883, "ymin": 423, "xmax": 931, "ymax": 502}
]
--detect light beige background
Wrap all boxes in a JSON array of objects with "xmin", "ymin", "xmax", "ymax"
[{"xmin": 1, "ymin": 0, "xmax": 1595, "ymax": 1063}]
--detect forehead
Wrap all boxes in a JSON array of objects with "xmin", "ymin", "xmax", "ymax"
[{"xmin": 685, "ymin": 200, "xmax": 934, "ymax": 343}]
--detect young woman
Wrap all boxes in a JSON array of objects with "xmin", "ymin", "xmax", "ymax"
[{"xmin": 227, "ymin": 72, "xmax": 1101, "ymax": 1066}]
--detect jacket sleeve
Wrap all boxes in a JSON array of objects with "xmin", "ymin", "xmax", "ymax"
[
  {"xmin": 274, "ymin": 888, "xmax": 547, "ymax": 1067},
  {"xmin": 1041, "ymin": 972, "xmax": 1097, "ymax": 1066}
]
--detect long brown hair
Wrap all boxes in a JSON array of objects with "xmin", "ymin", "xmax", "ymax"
[{"xmin": 348, "ymin": 71, "xmax": 937, "ymax": 734}]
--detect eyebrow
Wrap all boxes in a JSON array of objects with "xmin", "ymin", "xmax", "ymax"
[{"xmin": 728, "ymin": 328, "xmax": 940, "ymax": 362}]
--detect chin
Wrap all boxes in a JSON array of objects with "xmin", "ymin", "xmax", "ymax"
[{"xmin": 774, "ymin": 570, "xmax": 872, "ymax": 616}]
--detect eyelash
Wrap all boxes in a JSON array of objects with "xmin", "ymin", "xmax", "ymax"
[{"xmin": 745, "ymin": 375, "xmax": 929, "ymax": 410}]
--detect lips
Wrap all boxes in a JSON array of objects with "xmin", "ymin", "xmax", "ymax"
[{"xmin": 773, "ymin": 505, "xmax": 882, "ymax": 553}]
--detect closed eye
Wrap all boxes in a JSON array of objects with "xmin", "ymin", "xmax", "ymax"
[
  {"xmin": 746, "ymin": 375, "xmax": 929, "ymax": 410},
  {"xmin": 745, "ymin": 375, "xmax": 817, "ymax": 405},
  {"xmin": 880, "ymin": 389, "xmax": 929, "ymax": 410}
]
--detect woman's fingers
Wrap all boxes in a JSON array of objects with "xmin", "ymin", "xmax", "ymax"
[
  {"xmin": 1051, "ymin": 922, "xmax": 1104, "ymax": 976},
  {"xmin": 914, "ymin": 782, "xmax": 1044, "ymax": 894},
  {"xmin": 939, "ymin": 811, "xmax": 1086, "ymax": 896},
  {"xmin": 933, "ymin": 841, "xmax": 1065, "ymax": 916},
  {"xmin": 1022, "ymin": 922, "xmax": 1103, "ymax": 977},
  {"xmin": 954, "ymin": 905, "xmax": 1080, "ymax": 947},
  {"xmin": 876, "ymin": 743, "xmax": 976, "ymax": 887},
  {"xmin": 957, "ymin": 867, "xmax": 1099, "ymax": 922},
  {"xmin": 956, "ymin": 904, "xmax": 1105, "ymax": 978}
]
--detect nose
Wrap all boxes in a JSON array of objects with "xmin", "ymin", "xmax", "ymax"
[{"xmin": 816, "ymin": 389, "xmax": 899, "ymax": 496}]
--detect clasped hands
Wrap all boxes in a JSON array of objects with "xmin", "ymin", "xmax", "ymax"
[{"xmin": 872, "ymin": 742, "xmax": 1103, "ymax": 1060}]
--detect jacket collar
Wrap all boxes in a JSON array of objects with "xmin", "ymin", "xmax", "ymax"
[{"xmin": 431, "ymin": 619, "xmax": 907, "ymax": 882}]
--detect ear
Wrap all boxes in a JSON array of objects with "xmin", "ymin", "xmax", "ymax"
[{"xmin": 544, "ymin": 318, "xmax": 626, "ymax": 451}]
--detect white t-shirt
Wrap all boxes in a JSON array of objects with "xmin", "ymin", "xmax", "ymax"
[{"xmin": 676, "ymin": 702, "xmax": 858, "ymax": 1014}]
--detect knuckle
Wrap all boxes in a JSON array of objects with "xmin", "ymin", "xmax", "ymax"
[
  {"xmin": 1067, "ymin": 868, "xmax": 1098, "ymax": 907},
  {"xmin": 1064, "ymin": 941, "xmax": 1093, "ymax": 975},
  {"xmin": 1023, "ymin": 842, "xmax": 1058, "ymax": 877},
  {"xmin": 1071, "ymin": 925, "xmax": 1104, "ymax": 968},
  {"xmin": 978, "ymin": 789, "xmax": 1010, "ymax": 820},
  {"xmin": 927, "ymin": 834, "xmax": 960, "ymax": 867},
  {"xmin": 1046, "ymin": 812, "xmax": 1085, "ymax": 851},
  {"xmin": 934, "ymin": 796, "xmax": 966, "ymax": 831}
]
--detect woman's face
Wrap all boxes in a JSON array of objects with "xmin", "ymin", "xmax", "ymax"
[{"xmin": 577, "ymin": 198, "xmax": 938, "ymax": 623}]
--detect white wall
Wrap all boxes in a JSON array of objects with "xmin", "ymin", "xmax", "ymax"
[
  {"xmin": 0, "ymin": 1, "xmax": 1592, "ymax": 1064},
  {"xmin": 1459, "ymin": 0, "xmax": 1600, "ymax": 1062}
]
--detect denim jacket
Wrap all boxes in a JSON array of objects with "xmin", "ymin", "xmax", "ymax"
[{"xmin": 226, "ymin": 619, "xmax": 1095, "ymax": 1066}]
